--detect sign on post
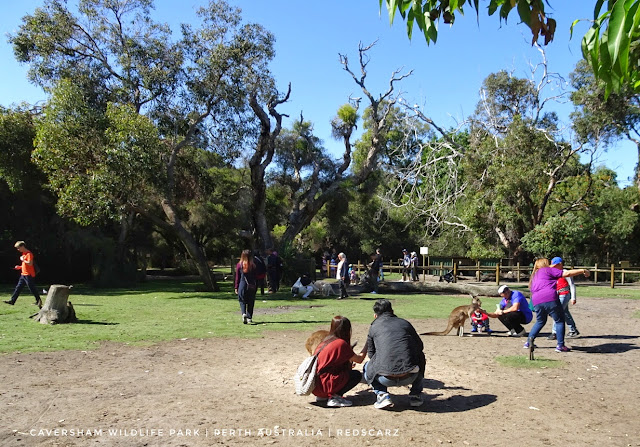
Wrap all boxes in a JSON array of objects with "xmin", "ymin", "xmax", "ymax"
[{"xmin": 420, "ymin": 247, "xmax": 429, "ymax": 280}]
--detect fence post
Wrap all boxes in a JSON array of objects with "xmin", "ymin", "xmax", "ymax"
[
  {"xmin": 357, "ymin": 261, "xmax": 361, "ymax": 276},
  {"xmin": 476, "ymin": 260, "xmax": 480, "ymax": 281},
  {"xmin": 611, "ymin": 263, "xmax": 615, "ymax": 289},
  {"xmin": 594, "ymin": 263, "xmax": 598, "ymax": 284},
  {"xmin": 453, "ymin": 262, "xmax": 458, "ymax": 283},
  {"xmin": 496, "ymin": 262, "xmax": 500, "ymax": 286},
  {"xmin": 622, "ymin": 267, "xmax": 625, "ymax": 285},
  {"xmin": 516, "ymin": 262, "xmax": 520, "ymax": 283}
]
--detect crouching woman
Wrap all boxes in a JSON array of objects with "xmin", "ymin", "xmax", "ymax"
[{"xmin": 312, "ymin": 316, "xmax": 367, "ymax": 407}]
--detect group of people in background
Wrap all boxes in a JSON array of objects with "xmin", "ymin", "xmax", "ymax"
[
  {"xmin": 401, "ymin": 249, "xmax": 419, "ymax": 282},
  {"xmin": 235, "ymin": 246, "xmax": 588, "ymax": 355}
]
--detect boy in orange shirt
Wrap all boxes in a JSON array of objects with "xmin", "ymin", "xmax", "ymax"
[{"xmin": 4, "ymin": 241, "xmax": 42, "ymax": 308}]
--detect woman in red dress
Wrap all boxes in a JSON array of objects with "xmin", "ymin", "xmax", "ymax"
[{"xmin": 312, "ymin": 316, "xmax": 367, "ymax": 407}]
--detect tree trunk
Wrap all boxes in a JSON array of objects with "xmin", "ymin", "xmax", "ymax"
[
  {"xmin": 252, "ymin": 179, "xmax": 273, "ymax": 251},
  {"xmin": 134, "ymin": 203, "xmax": 218, "ymax": 291},
  {"xmin": 31, "ymin": 285, "xmax": 77, "ymax": 325},
  {"xmin": 356, "ymin": 280, "xmax": 530, "ymax": 299},
  {"xmin": 163, "ymin": 201, "xmax": 218, "ymax": 292}
]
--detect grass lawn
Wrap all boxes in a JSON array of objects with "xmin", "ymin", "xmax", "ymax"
[{"xmin": 1, "ymin": 279, "xmax": 638, "ymax": 354}]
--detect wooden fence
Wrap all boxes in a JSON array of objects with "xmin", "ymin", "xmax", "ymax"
[{"xmin": 328, "ymin": 260, "xmax": 640, "ymax": 289}]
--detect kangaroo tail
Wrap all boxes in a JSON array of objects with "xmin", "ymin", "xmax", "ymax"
[{"xmin": 421, "ymin": 322, "xmax": 454, "ymax": 336}]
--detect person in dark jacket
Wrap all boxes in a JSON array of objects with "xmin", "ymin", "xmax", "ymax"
[
  {"xmin": 369, "ymin": 252, "xmax": 381, "ymax": 294},
  {"xmin": 235, "ymin": 249, "xmax": 258, "ymax": 324},
  {"xmin": 336, "ymin": 252, "xmax": 349, "ymax": 300},
  {"xmin": 364, "ymin": 299, "xmax": 426, "ymax": 409}
]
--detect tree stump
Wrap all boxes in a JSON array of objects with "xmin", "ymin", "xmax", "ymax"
[{"xmin": 31, "ymin": 285, "xmax": 77, "ymax": 325}]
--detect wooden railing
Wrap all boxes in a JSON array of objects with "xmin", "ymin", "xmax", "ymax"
[{"xmin": 324, "ymin": 260, "xmax": 640, "ymax": 289}]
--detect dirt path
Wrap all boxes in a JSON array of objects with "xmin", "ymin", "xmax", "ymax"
[{"xmin": 1, "ymin": 296, "xmax": 639, "ymax": 447}]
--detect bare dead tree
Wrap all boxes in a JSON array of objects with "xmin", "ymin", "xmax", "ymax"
[{"xmin": 377, "ymin": 109, "xmax": 470, "ymax": 236}]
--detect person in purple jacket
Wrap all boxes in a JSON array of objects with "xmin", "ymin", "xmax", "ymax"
[{"xmin": 526, "ymin": 258, "xmax": 590, "ymax": 353}]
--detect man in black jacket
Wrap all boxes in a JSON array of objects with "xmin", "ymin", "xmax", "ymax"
[{"xmin": 364, "ymin": 299, "xmax": 425, "ymax": 409}]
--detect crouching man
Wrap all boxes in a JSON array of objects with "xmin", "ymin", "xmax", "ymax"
[{"xmin": 364, "ymin": 299, "xmax": 426, "ymax": 409}]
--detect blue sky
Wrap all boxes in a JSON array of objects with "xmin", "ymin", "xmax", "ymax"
[{"xmin": 1, "ymin": 0, "xmax": 636, "ymax": 186}]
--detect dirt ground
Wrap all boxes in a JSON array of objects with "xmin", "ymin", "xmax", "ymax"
[{"xmin": 1, "ymin": 294, "xmax": 640, "ymax": 447}]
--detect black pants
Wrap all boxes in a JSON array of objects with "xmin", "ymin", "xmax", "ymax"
[
  {"xmin": 338, "ymin": 279, "xmax": 349, "ymax": 298},
  {"xmin": 498, "ymin": 311, "xmax": 527, "ymax": 334},
  {"xmin": 336, "ymin": 370, "xmax": 362, "ymax": 396}
]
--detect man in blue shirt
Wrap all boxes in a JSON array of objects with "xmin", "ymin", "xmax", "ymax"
[{"xmin": 486, "ymin": 285, "xmax": 533, "ymax": 337}]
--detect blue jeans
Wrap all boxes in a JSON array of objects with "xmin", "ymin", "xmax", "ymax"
[
  {"xmin": 10, "ymin": 274, "xmax": 41, "ymax": 304},
  {"xmin": 364, "ymin": 362, "xmax": 423, "ymax": 396},
  {"xmin": 552, "ymin": 294, "xmax": 577, "ymax": 334},
  {"xmin": 529, "ymin": 300, "xmax": 566, "ymax": 346}
]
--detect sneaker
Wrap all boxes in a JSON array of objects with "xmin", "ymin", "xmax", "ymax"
[
  {"xmin": 327, "ymin": 396, "xmax": 352, "ymax": 407},
  {"xmin": 374, "ymin": 393, "xmax": 393, "ymax": 409},
  {"xmin": 315, "ymin": 396, "xmax": 328, "ymax": 403},
  {"xmin": 546, "ymin": 333, "xmax": 557, "ymax": 340},
  {"xmin": 508, "ymin": 329, "xmax": 515, "ymax": 336},
  {"xmin": 3, "ymin": 300, "xmax": 15, "ymax": 305},
  {"xmin": 523, "ymin": 341, "xmax": 538, "ymax": 349},
  {"xmin": 242, "ymin": 314, "xmax": 247, "ymax": 324},
  {"xmin": 409, "ymin": 394, "xmax": 423, "ymax": 407},
  {"xmin": 566, "ymin": 330, "xmax": 580, "ymax": 338},
  {"xmin": 470, "ymin": 327, "xmax": 478, "ymax": 333},
  {"xmin": 555, "ymin": 345, "xmax": 571, "ymax": 353},
  {"xmin": 486, "ymin": 329, "xmax": 493, "ymax": 335},
  {"xmin": 514, "ymin": 329, "xmax": 527, "ymax": 337},
  {"xmin": 246, "ymin": 318, "xmax": 253, "ymax": 324}
]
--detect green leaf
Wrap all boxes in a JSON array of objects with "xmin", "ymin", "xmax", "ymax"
[
  {"xmin": 388, "ymin": 0, "xmax": 398, "ymax": 24},
  {"xmin": 424, "ymin": 18, "xmax": 438, "ymax": 44},
  {"xmin": 488, "ymin": 0, "xmax": 500, "ymax": 16},
  {"xmin": 606, "ymin": 0, "xmax": 630, "ymax": 71},
  {"xmin": 619, "ymin": 0, "xmax": 640, "ymax": 79},
  {"xmin": 407, "ymin": 7, "xmax": 415, "ymax": 39},
  {"xmin": 594, "ymin": 0, "xmax": 606, "ymax": 18},
  {"xmin": 499, "ymin": 2, "xmax": 513, "ymax": 21},
  {"xmin": 517, "ymin": 0, "xmax": 531, "ymax": 27}
]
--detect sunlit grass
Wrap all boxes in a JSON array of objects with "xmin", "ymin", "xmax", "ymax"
[
  {"xmin": 495, "ymin": 355, "xmax": 565, "ymax": 368},
  {"xmin": 1, "ymin": 278, "xmax": 639, "ymax": 354}
]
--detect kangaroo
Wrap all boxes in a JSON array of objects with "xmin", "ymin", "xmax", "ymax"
[
  {"xmin": 305, "ymin": 330, "xmax": 359, "ymax": 354},
  {"xmin": 421, "ymin": 296, "xmax": 482, "ymax": 337}
]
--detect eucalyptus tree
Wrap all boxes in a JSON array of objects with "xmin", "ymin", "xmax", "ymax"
[
  {"xmin": 570, "ymin": 59, "xmax": 640, "ymax": 189},
  {"xmin": 11, "ymin": 0, "xmax": 275, "ymax": 290},
  {"xmin": 521, "ymin": 167, "xmax": 640, "ymax": 263},
  {"xmin": 463, "ymin": 66, "xmax": 591, "ymax": 259},
  {"xmin": 0, "ymin": 106, "xmax": 39, "ymax": 192}
]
